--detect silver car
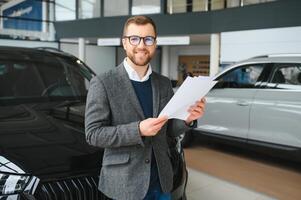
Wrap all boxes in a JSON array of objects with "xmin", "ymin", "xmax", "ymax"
[{"xmin": 183, "ymin": 54, "xmax": 301, "ymax": 161}]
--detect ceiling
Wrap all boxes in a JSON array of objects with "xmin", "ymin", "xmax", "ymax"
[{"xmin": 0, "ymin": 0, "xmax": 10, "ymax": 7}]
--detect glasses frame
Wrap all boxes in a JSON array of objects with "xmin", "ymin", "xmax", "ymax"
[{"xmin": 123, "ymin": 35, "xmax": 157, "ymax": 46}]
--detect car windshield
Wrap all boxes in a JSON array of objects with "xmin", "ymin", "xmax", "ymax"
[{"xmin": 0, "ymin": 50, "xmax": 94, "ymax": 105}]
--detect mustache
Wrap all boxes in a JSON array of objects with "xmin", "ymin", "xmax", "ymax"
[{"xmin": 134, "ymin": 48, "xmax": 149, "ymax": 53}]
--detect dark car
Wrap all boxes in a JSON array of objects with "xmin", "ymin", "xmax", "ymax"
[{"xmin": 0, "ymin": 46, "xmax": 187, "ymax": 200}]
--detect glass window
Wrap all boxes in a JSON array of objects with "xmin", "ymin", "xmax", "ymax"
[
  {"xmin": 269, "ymin": 64, "xmax": 301, "ymax": 89},
  {"xmin": 167, "ymin": 0, "xmax": 186, "ymax": 14},
  {"xmin": 211, "ymin": 0, "xmax": 225, "ymax": 10},
  {"xmin": 55, "ymin": 0, "xmax": 76, "ymax": 21},
  {"xmin": 193, "ymin": 0, "xmax": 208, "ymax": 12},
  {"xmin": 79, "ymin": 0, "xmax": 101, "ymax": 19},
  {"xmin": 226, "ymin": 0, "xmax": 241, "ymax": 8},
  {"xmin": 104, "ymin": 0, "xmax": 129, "ymax": 17},
  {"xmin": 132, "ymin": 0, "xmax": 161, "ymax": 15},
  {"xmin": 216, "ymin": 64, "xmax": 264, "ymax": 89},
  {"xmin": 242, "ymin": 0, "xmax": 275, "ymax": 6}
]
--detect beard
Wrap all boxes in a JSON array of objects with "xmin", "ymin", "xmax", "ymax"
[{"xmin": 126, "ymin": 47, "xmax": 155, "ymax": 66}]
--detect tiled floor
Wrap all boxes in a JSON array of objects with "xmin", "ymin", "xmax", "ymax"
[
  {"xmin": 186, "ymin": 168, "xmax": 277, "ymax": 200},
  {"xmin": 184, "ymin": 146, "xmax": 301, "ymax": 200}
]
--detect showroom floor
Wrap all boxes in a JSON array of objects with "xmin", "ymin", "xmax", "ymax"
[
  {"xmin": 186, "ymin": 168, "xmax": 275, "ymax": 200},
  {"xmin": 184, "ymin": 144, "xmax": 301, "ymax": 200}
]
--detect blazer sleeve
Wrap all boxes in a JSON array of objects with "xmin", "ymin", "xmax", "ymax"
[
  {"xmin": 165, "ymin": 81, "xmax": 194, "ymax": 137},
  {"xmin": 85, "ymin": 76, "xmax": 144, "ymax": 148}
]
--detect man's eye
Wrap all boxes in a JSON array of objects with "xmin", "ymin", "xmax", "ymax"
[
  {"xmin": 130, "ymin": 37, "xmax": 140, "ymax": 42},
  {"xmin": 145, "ymin": 38, "xmax": 153, "ymax": 42}
]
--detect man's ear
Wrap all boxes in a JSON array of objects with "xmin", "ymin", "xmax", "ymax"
[{"xmin": 122, "ymin": 38, "xmax": 126, "ymax": 50}]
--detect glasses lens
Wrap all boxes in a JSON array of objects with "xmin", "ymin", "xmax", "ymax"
[
  {"xmin": 129, "ymin": 36, "xmax": 140, "ymax": 45},
  {"xmin": 144, "ymin": 36, "xmax": 155, "ymax": 46}
]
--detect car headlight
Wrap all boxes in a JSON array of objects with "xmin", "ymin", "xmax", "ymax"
[{"xmin": 0, "ymin": 173, "xmax": 31, "ymax": 195}]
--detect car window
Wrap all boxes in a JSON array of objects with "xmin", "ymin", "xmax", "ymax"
[
  {"xmin": 215, "ymin": 64, "xmax": 264, "ymax": 89},
  {"xmin": 0, "ymin": 54, "xmax": 91, "ymax": 100},
  {"xmin": 269, "ymin": 64, "xmax": 301, "ymax": 89}
]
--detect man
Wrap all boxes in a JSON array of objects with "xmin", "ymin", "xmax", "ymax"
[{"xmin": 85, "ymin": 15, "xmax": 206, "ymax": 200}]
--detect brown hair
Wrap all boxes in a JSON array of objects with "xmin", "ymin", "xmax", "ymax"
[{"xmin": 123, "ymin": 15, "xmax": 157, "ymax": 37}]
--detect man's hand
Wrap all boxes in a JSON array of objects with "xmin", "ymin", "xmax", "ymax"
[
  {"xmin": 139, "ymin": 116, "xmax": 168, "ymax": 136},
  {"xmin": 185, "ymin": 97, "xmax": 206, "ymax": 125}
]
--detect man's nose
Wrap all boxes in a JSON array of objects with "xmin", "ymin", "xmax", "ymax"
[{"xmin": 137, "ymin": 39, "xmax": 146, "ymax": 47}]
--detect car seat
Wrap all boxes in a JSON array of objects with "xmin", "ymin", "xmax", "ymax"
[
  {"xmin": 297, "ymin": 72, "xmax": 301, "ymax": 84},
  {"xmin": 272, "ymin": 70, "xmax": 286, "ymax": 84}
]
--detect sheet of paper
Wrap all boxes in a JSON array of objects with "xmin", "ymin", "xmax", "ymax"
[{"xmin": 159, "ymin": 76, "xmax": 217, "ymax": 120}]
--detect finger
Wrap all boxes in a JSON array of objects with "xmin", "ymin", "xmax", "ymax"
[
  {"xmin": 197, "ymin": 103, "xmax": 205, "ymax": 110},
  {"xmin": 191, "ymin": 104, "xmax": 203, "ymax": 111},
  {"xmin": 152, "ymin": 118, "xmax": 168, "ymax": 128},
  {"xmin": 152, "ymin": 123, "xmax": 165, "ymax": 134},
  {"xmin": 194, "ymin": 107, "xmax": 203, "ymax": 113},
  {"xmin": 197, "ymin": 100, "xmax": 206, "ymax": 107},
  {"xmin": 191, "ymin": 110, "xmax": 204, "ymax": 117},
  {"xmin": 153, "ymin": 116, "xmax": 168, "ymax": 125},
  {"xmin": 189, "ymin": 110, "xmax": 202, "ymax": 116},
  {"xmin": 191, "ymin": 105, "xmax": 204, "ymax": 113}
]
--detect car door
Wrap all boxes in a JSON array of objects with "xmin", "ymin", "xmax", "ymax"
[
  {"xmin": 249, "ymin": 63, "xmax": 301, "ymax": 148},
  {"xmin": 196, "ymin": 64, "xmax": 265, "ymax": 139}
]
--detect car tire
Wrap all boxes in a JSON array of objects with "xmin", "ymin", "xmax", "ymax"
[{"xmin": 181, "ymin": 130, "xmax": 193, "ymax": 148}]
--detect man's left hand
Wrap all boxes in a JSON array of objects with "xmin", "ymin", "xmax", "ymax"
[{"xmin": 185, "ymin": 97, "xmax": 206, "ymax": 125}]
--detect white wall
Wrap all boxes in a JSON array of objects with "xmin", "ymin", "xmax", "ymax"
[
  {"xmin": 60, "ymin": 43, "xmax": 116, "ymax": 75},
  {"xmin": 221, "ymin": 26, "xmax": 301, "ymax": 63},
  {"xmin": 0, "ymin": 39, "xmax": 58, "ymax": 48},
  {"xmin": 169, "ymin": 45, "xmax": 210, "ymax": 80}
]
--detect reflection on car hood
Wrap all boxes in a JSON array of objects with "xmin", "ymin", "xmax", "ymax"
[
  {"xmin": 0, "ymin": 155, "xmax": 26, "ymax": 174},
  {"xmin": 0, "ymin": 104, "xmax": 102, "ymax": 180}
]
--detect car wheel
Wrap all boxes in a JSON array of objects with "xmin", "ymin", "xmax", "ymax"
[{"xmin": 181, "ymin": 130, "xmax": 193, "ymax": 148}]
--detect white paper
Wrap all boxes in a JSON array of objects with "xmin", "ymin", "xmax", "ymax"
[{"xmin": 159, "ymin": 76, "xmax": 217, "ymax": 120}]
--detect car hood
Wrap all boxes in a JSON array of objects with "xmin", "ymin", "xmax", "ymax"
[{"xmin": 0, "ymin": 104, "xmax": 102, "ymax": 180}]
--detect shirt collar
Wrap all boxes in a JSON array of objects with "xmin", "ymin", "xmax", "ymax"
[{"xmin": 123, "ymin": 58, "xmax": 152, "ymax": 82}]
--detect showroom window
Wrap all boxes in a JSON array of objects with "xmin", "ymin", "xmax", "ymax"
[
  {"xmin": 55, "ymin": 0, "xmax": 76, "ymax": 21},
  {"xmin": 241, "ymin": 0, "xmax": 276, "ymax": 6},
  {"xmin": 132, "ymin": 0, "xmax": 161, "ymax": 15},
  {"xmin": 167, "ymin": 0, "xmax": 186, "ymax": 14},
  {"xmin": 79, "ymin": 0, "xmax": 101, "ymax": 19},
  {"xmin": 226, "ymin": 0, "xmax": 241, "ymax": 8},
  {"xmin": 104, "ymin": 0, "xmax": 129, "ymax": 17},
  {"xmin": 216, "ymin": 64, "xmax": 264, "ymax": 89},
  {"xmin": 210, "ymin": 0, "xmax": 225, "ymax": 10},
  {"xmin": 192, "ymin": 0, "xmax": 208, "ymax": 12}
]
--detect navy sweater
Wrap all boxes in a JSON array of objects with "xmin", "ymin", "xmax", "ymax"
[
  {"xmin": 131, "ymin": 78, "xmax": 153, "ymax": 118},
  {"xmin": 131, "ymin": 78, "xmax": 162, "ymax": 191}
]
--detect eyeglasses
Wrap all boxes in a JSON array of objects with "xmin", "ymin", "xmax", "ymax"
[{"xmin": 123, "ymin": 35, "xmax": 156, "ymax": 46}]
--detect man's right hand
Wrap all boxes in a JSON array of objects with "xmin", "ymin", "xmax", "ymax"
[{"xmin": 139, "ymin": 116, "xmax": 168, "ymax": 136}]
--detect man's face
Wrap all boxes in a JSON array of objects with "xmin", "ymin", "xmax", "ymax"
[{"xmin": 122, "ymin": 23, "xmax": 157, "ymax": 67}]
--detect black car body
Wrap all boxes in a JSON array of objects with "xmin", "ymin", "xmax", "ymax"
[{"xmin": 0, "ymin": 47, "xmax": 187, "ymax": 200}]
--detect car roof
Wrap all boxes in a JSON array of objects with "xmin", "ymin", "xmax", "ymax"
[
  {"xmin": 214, "ymin": 54, "xmax": 301, "ymax": 79},
  {"xmin": 0, "ymin": 46, "xmax": 75, "ymax": 59},
  {"xmin": 239, "ymin": 54, "xmax": 301, "ymax": 64}
]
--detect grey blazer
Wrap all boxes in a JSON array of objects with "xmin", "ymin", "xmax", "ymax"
[{"xmin": 85, "ymin": 64, "xmax": 189, "ymax": 200}]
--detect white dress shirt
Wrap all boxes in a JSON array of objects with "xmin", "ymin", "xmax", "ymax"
[{"xmin": 123, "ymin": 58, "xmax": 152, "ymax": 82}]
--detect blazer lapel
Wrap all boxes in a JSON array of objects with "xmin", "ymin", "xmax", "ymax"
[
  {"xmin": 116, "ymin": 64, "xmax": 145, "ymax": 119},
  {"xmin": 151, "ymin": 73, "xmax": 160, "ymax": 117}
]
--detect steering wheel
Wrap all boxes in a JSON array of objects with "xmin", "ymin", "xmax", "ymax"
[{"xmin": 41, "ymin": 82, "xmax": 70, "ymax": 96}]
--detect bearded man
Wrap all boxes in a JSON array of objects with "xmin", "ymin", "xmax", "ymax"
[{"xmin": 85, "ymin": 15, "xmax": 206, "ymax": 200}]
